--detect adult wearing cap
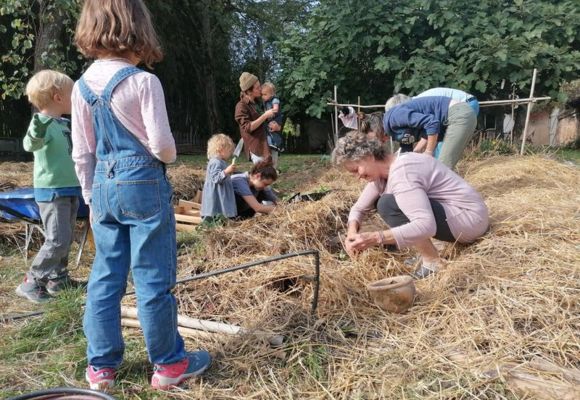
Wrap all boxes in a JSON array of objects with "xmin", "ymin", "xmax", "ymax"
[
  {"xmin": 234, "ymin": 72, "xmax": 277, "ymax": 163},
  {"xmin": 383, "ymin": 94, "xmax": 477, "ymax": 169}
]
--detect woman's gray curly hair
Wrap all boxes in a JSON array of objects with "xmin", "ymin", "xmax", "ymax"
[{"xmin": 332, "ymin": 130, "xmax": 390, "ymax": 165}]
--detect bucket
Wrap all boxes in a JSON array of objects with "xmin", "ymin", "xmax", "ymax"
[{"xmin": 367, "ymin": 275, "xmax": 416, "ymax": 313}]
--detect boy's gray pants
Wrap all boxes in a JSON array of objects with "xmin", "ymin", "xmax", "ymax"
[{"xmin": 28, "ymin": 196, "xmax": 79, "ymax": 282}]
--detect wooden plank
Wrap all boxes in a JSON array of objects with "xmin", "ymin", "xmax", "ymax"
[
  {"xmin": 174, "ymin": 205, "xmax": 185, "ymax": 214},
  {"xmin": 193, "ymin": 190, "xmax": 202, "ymax": 204},
  {"xmin": 178, "ymin": 199, "xmax": 201, "ymax": 210},
  {"xmin": 176, "ymin": 223, "xmax": 197, "ymax": 232},
  {"xmin": 175, "ymin": 214, "xmax": 202, "ymax": 224},
  {"xmin": 184, "ymin": 209, "xmax": 200, "ymax": 217}
]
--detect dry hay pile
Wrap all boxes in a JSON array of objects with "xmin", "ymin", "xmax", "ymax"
[
  {"xmin": 0, "ymin": 161, "xmax": 204, "ymax": 250},
  {"xmin": 0, "ymin": 162, "xmax": 32, "ymax": 191},
  {"xmin": 0, "ymin": 162, "xmax": 34, "ymax": 248},
  {"xmin": 167, "ymin": 163, "xmax": 204, "ymax": 201},
  {"xmin": 124, "ymin": 155, "xmax": 580, "ymax": 399}
]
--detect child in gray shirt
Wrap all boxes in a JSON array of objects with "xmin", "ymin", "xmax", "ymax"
[{"xmin": 201, "ymin": 134, "xmax": 237, "ymax": 220}]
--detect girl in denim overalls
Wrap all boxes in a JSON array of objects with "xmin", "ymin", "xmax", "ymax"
[{"xmin": 71, "ymin": 0, "xmax": 211, "ymax": 391}]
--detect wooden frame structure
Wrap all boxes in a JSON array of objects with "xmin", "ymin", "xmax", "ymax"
[{"xmin": 328, "ymin": 69, "xmax": 551, "ymax": 155}]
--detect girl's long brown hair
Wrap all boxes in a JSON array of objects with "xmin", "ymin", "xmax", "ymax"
[{"xmin": 75, "ymin": 0, "xmax": 163, "ymax": 67}]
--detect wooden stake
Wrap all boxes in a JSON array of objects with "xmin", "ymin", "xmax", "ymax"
[{"xmin": 520, "ymin": 69, "xmax": 538, "ymax": 155}]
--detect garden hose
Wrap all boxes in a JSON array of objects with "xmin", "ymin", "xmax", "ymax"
[{"xmin": 8, "ymin": 386, "xmax": 116, "ymax": 400}]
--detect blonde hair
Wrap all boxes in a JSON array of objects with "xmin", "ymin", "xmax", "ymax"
[
  {"xmin": 75, "ymin": 0, "xmax": 163, "ymax": 67},
  {"xmin": 207, "ymin": 133, "xmax": 235, "ymax": 159},
  {"xmin": 25, "ymin": 70, "xmax": 73, "ymax": 110},
  {"xmin": 262, "ymin": 82, "xmax": 276, "ymax": 95}
]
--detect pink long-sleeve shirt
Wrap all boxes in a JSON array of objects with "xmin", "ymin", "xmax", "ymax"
[
  {"xmin": 348, "ymin": 152, "xmax": 489, "ymax": 248},
  {"xmin": 71, "ymin": 59, "xmax": 176, "ymax": 203}
]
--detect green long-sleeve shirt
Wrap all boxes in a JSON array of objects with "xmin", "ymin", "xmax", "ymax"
[{"xmin": 23, "ymin": 114, "xmax": 80, "ymax": 194}]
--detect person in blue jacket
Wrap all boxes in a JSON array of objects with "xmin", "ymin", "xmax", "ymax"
[{"xmin": 383, "ymin": 94, "xmax": 476, "ymax": 168}]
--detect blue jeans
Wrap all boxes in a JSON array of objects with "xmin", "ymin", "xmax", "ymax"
[{"xmin": 83, "ymin": 157, "xmax": 184, "ymax": 368}]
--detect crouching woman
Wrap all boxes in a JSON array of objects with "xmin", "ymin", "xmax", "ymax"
[
  {"xmin": 231, "ymin": 160, "xmax": 278, "ymax": 219},
  {"xmin": 334, "ymin": 131, "xmax": 489, "ymax": 278}
]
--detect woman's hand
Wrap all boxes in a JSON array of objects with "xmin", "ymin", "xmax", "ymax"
[
  {"xmin": 345, "ymin": 231, "xmax": 380, "ymax": 256},
  {"xmin": 263, "ymin": 109, "xmax": 276, "ymax": 119}
]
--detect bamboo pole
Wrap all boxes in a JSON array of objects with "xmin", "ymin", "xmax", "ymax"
[
  {"xmin": 480, "ymin": 96, "xmax": 549, "ymax": 107},
  {"xmin": 333, "ymin": 85, "xmax": 339, "ymax": 146},
  {"xmin": 357, "ymin": 96, "xmax": 361, "ymax": 131},
  {"xmin": 509, "ymin": 87, "xmax": 516, "ymax": 145},
  {"xmin": 520, "ymin": 69, "xmax": 538, "ymax": 155},
  {"xmin": 121, "ymin": 318, "xmax": 222, "ymax": 341},
  {"xmin": 120, "ymin": 306, "xmax": 284, "ymax": 346},
  {"xmin": 326, "ymin": 96, "xmax": 550, "ymax": 110}
]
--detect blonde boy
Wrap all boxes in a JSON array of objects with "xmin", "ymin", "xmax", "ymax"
[{"xmin": 16, "ymin": 70, "xmax": 81, "ymax": 303}]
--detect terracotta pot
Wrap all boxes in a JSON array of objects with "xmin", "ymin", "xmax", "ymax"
[{"xmin": 367, "ymin": 275, "xmax": 416, "ymax": 313}]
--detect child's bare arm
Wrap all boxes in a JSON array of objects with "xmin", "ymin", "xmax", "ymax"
[{"xmin": 272, "ymin": 103, "xmax": 280, "ymax": 113}]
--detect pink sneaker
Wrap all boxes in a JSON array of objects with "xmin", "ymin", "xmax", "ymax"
[
  {"xmin": 151, "ymin": 351, "xmax": 212, "ymax": 390},
  {"xmin": 86, "ymin": 366, "xmax": 116, "ymax": 390}
]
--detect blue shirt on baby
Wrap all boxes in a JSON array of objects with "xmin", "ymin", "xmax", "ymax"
[{"xmin": 264, "ymin": 97, "xmax": 284, "ymax": 149}]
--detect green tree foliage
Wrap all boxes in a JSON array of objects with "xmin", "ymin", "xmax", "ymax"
[
  {"xmin": 278, "ymin": 0, "xmax": 580, "ymax": 117},
  {"xmin": 0, "ymin": 0, "xmax": 308, "ymax": 140},
  {"xmin": 0, "ymin": 0, "xmax": 81, "ymax": 137},
  {"xmin": 0, "ymin": 0, "xmax": 80, "ymax": 99}
]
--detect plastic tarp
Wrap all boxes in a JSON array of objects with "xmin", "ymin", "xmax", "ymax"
[{"xmin": 0, "ymin": 188, "xmax": 89, "ymax": 223}]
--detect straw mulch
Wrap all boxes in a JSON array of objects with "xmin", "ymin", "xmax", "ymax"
[
  {"xmin": 0, "ymin": 162, "xmax": 32, "ymax": 191},
  {"xmin": 167, "ymin": 163, "xmax": 205, "ymax": 201},
  {"xmin": 121, "ymin": 155, "xmax": 579, "ymax": 399},
  {"xmin": 0, "ymin": 162, "xmax": 34, "ymax": 249}
]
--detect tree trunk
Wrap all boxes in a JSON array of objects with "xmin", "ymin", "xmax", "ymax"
[
  {"xmin": 200, "ymin": 0, "xmax": 221, "ymax": 133},
  {"xmin": 34, "ymin": 1, "xmax": 66, "ymax": 72}
]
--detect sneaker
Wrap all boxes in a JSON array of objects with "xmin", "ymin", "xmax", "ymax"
[
  {"xmin": 86, "ymin": 366, "xmax": 116, "ymax": 391},
  {"xmin": 151, "ymin": 351, "xmax": 212, "ymax": 390},
  {"xmin": 46, "ymin": 276, "xmax": 84, "ymax": 296},
  {"xmin": 412, "ymin": 262, "xmax": 439, "ymax": 279},
  {"xmin": 15, "ymin": 276, "xmax": 51, "ymax": 303}
]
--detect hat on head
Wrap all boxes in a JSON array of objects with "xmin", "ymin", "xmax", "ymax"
[{"xmin": 239, "ymin": 72, "xmax": 259, "ymax": 92}]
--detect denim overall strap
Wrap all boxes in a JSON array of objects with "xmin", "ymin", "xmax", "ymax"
[
  {"xmin": 101, "ymin": 66, "xmax": 142, "ymax": 103},
  {"xmin": 78, "ymin": 66, "xmax": 156, "ymax": 162},
  {"xmin": 77, "ymin": 77, "xmax": 99, "ymax": 106}
]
